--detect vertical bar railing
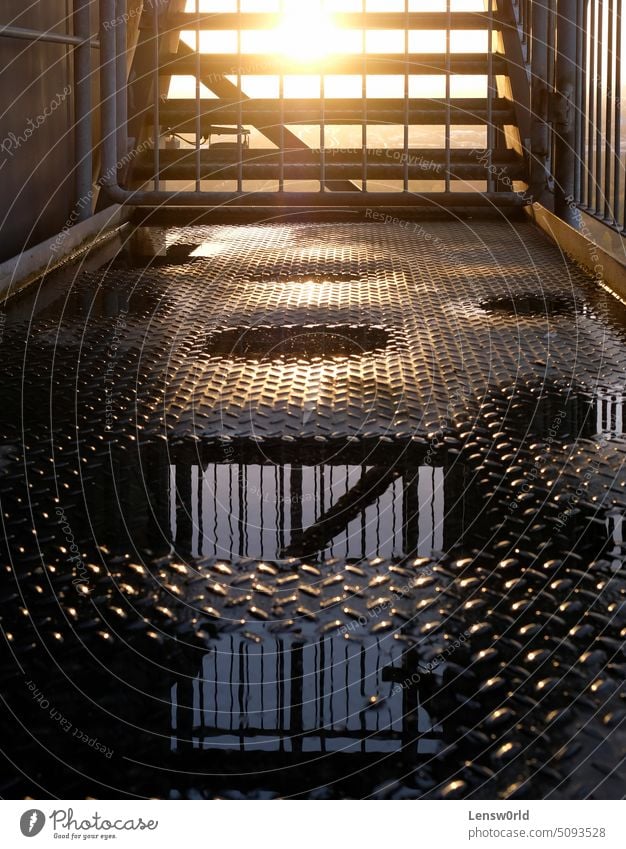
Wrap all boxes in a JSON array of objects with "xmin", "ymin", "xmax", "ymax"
[
  {"xmin": 617, "ymin": 0, "xmax": 624, "ymax": 231},
  {"xmin": 574, "ymin": 0, "xmax": 584, "ymax": 204},
  {"xmin": 585, "ymin": 0, "xmax": 595, "ymax": 210},
  {"xmin": 571, "ymin": 0, "xmax": 625, "ymax": 228},
  {"xmin": 595, "ymin": 0, "xmax": 603, "ymax": 215},
  {"xmin": 615, "ymin": 0, "xmax": 623, "ymax": 230},
  {"xmin": 605, "ymin": 0, "xmax": 615, "ymax": 222}
]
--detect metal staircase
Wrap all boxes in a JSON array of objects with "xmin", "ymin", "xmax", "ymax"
[{"xmin": 103, "ymin": 0, "xmax": 533, "ymax": 214}]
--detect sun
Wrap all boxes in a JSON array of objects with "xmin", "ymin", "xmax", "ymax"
[{"xmin": 275, "ymin": 2, "xmax": 341, "ymax": 62}]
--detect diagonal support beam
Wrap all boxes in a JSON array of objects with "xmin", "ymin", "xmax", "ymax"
[
  {"xmin": 283, "ymin": 465, "xmax": 402, "ymax": 558},
  {"xmin": 175, "ymin": 40, "xmax": 360, "ymax": 193}
]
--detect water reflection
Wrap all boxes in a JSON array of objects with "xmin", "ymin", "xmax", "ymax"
[
  {"xmin": 606, "ymin": 510, "xmax": 625, "ymax": 571},
  {"xmin": 172, "ymin": 632, "xmax": 439, "ymax": 755},
  {"xmin": 170, "ymin": 461, "xmax": 446, "ymax": 561},
  {"xmin": 594, "ymin": 391, "xmax": 625, "ymax": 438}
]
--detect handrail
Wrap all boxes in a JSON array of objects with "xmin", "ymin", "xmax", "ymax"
[{"xmin": 0, "ymin": 24, "xmax": 99, "ymax": 49}]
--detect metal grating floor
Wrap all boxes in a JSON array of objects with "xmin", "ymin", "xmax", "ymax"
[{"xmin": 2, "ymin": 220, "xmax": 626, "ymax": 800}]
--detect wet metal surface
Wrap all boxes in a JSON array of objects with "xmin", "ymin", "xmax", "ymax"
[{"xmin": 1, "ymin": 220, "xmax": 626, "ymax": 799}]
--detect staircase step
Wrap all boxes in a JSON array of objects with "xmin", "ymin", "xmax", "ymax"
[
  {"xmin": 161, "ymin": 11, "xmax": 505, "ymax": 31},
  {"xmin": 152, "ymin": 98, "xmax": 515, "ymax": 131},
  {"xmin": 161, "ymin": 52, "xmax": 508, "ymax": 77},
  {"xmin": 131, "ymin": 148, "xmax": 526, "ymax": 182}
]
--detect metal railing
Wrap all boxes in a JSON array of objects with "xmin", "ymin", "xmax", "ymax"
[
  {"xmin": 169, "ymin": 461, "xmax": 445, "ymax": 562},
  {"xmin": 94, "ymin": 0, "xmax": 626, "ymax": 230},
  {"xmin": 528, "ymin": 0, "xmax": 625, "ymax": 233},
  {"xmin": 578, "ymin": 0, "xmax": 623, "ymax": 229},
  {"xmin": 99, "ymin": 0, "xmax": 527, "ymax": 211},
  {"xmin": 171, "ymin": 632, "xmax": 443, "ymax": 754}
]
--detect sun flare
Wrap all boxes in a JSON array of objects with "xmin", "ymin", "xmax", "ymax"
[{"xmin": 275, "ymin": 3, "xmax": 342, "ymax": 62}]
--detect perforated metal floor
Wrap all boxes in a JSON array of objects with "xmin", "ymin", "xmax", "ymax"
[{"xmin": 2, "ymin": 220, "xmax": 626, "ymax": 800}]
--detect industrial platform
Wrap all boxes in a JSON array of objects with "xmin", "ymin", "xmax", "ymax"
[{"xmin": 1, "ymin": 220, "xmax": 626, "ymax": 799}]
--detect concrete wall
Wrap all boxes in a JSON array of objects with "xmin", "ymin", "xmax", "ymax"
[{"xmin": 0, "ymin": 1, "xmax": 98, "ymax": 263}]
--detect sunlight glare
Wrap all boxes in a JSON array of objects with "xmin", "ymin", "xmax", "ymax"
[{"xmin": 276, "ymin": 1, "xmax": 342, "ymax": 61}]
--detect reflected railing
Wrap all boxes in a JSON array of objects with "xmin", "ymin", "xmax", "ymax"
[
  {"xmin": 171, "ymin": 631, "xmax": 441, "ymax": 755},
  {"xmin": 169, "ymin": 461, "xmax": 446, "ymax": 561}
]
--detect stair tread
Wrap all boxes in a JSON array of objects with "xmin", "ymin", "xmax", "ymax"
[
  {"xmin": 160, "ymin": 11, "xmax": 508, "ymax": 31},
  {"xmin": 135, "ymin": 148, "xmax": 525, "ymax": 164},
  {"xmin": 148, "ymin": 97, "xmax": 516, "ymax": 129},
  {"xmin": 161, "ymin": 52, "xmax": 508, "ymax": 76},
  {"xmin": 129, "ymin": 147, "xmax": 527, "ymax": 182}
]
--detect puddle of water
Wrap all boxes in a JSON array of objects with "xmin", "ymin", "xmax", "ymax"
[
  {"xmin": 3, "ymin": 257, "xmax": 626, "ymax": 797},
  {"xmin": 170, "ymin": 459, "xmax": 445, "ymax": 561},
  {"xmin": 479, "ymin": 294, "xmax": 580, "ymax": 317},
  {"xmin": 203, "ymin": 325, "xmax": 389, "ymax": 362}
]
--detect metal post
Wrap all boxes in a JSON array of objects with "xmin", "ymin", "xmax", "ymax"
[
  {"xmin": 530, "ymin": 0, "xmax": 549, "ymax": 201},
  {"xmin": 73, "ymin": 0, "xmax": 93, "ymax": 221},
  {"xmin": 553, "ymin": 0, "xmax": 578, "ymax": 224},
  {"xmin": 361, "ymin": 0, "xmax": 367, "ymax": 192},
  {"xmin": 115, "ymin": 0, "xmax": 128, "ymax": 164},
  {"xmin": 195, "ymin": 0, "xmax": 201, "ymax": 191},
  {"xmin": 446, "ymin": 0, "xmax": 452, "ymax": 192},
  {"xmin": 99, "ymin": 0, "xmax": 118, "ymax": 193},
  {"xmin": 153, "ymin": 0, "xmax": 161, "ymax": 191},
  {"xmin": 486, "ymin": 0, "xmax": 494, "ymax": 192},
  {"xmin": 403, "ymin": 0, "xmax": 409, "ymax": 192}
]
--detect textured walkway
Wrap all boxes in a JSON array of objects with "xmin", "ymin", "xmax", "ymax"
[{"xmin": 1, "ymin": 220, "xmax": 626, "ymax": 800}]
